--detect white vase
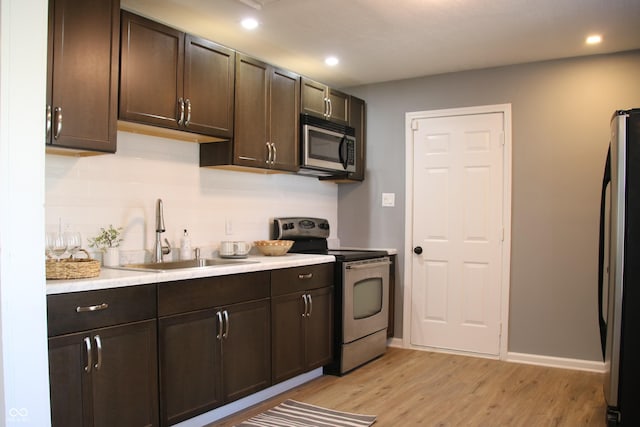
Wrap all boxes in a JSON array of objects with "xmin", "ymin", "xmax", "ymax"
[{"xmin": 103, "ymin": 247, "xmax": 120, "ymax": 267}]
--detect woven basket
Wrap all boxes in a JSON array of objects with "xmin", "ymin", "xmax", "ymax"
[{"xmin": 46, "ymin": 249, "xmax": 101, "ymax": 280}]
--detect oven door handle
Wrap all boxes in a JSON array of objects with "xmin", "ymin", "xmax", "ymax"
[{"xmin": 346, "ymin": 260, "xmax": 391, "ymax": 270}]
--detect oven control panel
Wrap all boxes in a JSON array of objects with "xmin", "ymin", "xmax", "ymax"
[{"xmin": 273, "ymin": 217, "xmax": 330, "ymax": 240}]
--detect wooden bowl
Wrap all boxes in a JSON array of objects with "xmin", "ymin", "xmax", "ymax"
[{"xmin": 253, "ymin": 240, "xmax": 294, "ymax": 256}]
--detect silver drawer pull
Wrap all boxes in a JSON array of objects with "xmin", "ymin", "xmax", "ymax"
[
  {"xmin": 298, "ymin": 273, "xmax": 313, "ymax": 280},
  {"xmin": 76, "ymin": 303, "xmax": 109, "ymax": 313}
]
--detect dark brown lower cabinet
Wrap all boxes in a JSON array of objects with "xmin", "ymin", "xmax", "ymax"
[
  {"xmin": 271, "ymin": 286, "xmax": 333, "ymax": 384},
  {"xmin": 159, "ymin": 299, "xmax": 271, "ymax": 426},
  {"xmin": 48, "ymin": 319, "xmax": 159, "ymax": 427}
]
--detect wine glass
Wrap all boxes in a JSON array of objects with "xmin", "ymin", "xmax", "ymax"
[
  {"xmin": 64, "ymin": 231, "xmax": 82, "ymax": 259},
  {"xmin": 46, "ymin": 232, "xmax": 67, "ymax": 261}
]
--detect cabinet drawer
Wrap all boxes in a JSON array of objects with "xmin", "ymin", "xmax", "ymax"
[
  {"xmin": 158, "ymin": 271, "xmax": 270, "ymax": 316},
  {"xmin": 271, "ymin": 263, "xmax": 334, "ymax": 296},
  {"xmin": 47, "ymin": 284, "xmax": 156, "ymax": 337}
]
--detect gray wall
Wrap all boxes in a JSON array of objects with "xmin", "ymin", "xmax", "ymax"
[{"xmin": 338, "ymin": 50, "xmax": 640, "ymax": 361}]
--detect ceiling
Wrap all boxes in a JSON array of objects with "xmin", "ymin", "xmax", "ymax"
[{"xmin": 121, "ymin": 0, "xmax": 640, "ymax": 89}]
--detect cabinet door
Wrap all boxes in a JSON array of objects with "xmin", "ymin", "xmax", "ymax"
[
  {"xmin": 47, "ymin": 0, "xmax": 119, "ymax": 152},
  {"xmin": 271, "ymin": 292, "xmax": 306, "ymax": 384},
  {"xmin": 49, "ymin": 332, "xmax": 90, "ymax": 427},
  {"xmin": 222, "ymin": 299, "xmax": 271, "ymax": 402},
  {"xmin": 327, "ymin": 88, "xmax": 349, "ymax": 125},
  {"xmin": 119, "ymin": 11, "xmax": 184, "ymax": 130},
  {"xmin": 305, "ymin": 287, "xmax": 334, "ymax": 369},
  {"xmin": 184, "ymin": 35, "xmax": 235, "ymax": 137},
  {"xmin": 92, "ymin": 320, "xmax": 159, "ymax": 427},
  {"xmin": 48, "ymin": 320, "xmax": 158, "ymax": 427},
  {"xmin": 234, "ymin": 54, "xmax": 269, "ymax": 168},
  {"xmin": 269, "ymin": 67, "xmax": 300, "ymax": 172},
  {"xmin": 301, "ymin": 77, "xmax": 328, "ymax": 119},
  {"xmin": 159, "ymin": 309, "xmax": 223, "ymax": 426}
]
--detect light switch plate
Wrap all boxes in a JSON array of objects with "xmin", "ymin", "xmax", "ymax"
[{"xmin": 382, "ymin": 192, "xmax": 395, "ymax": 207}]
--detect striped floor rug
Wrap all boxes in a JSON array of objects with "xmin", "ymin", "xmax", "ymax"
[{"xmin": 235, "ymin": 399, "xmax": 377, "ymax": 427}]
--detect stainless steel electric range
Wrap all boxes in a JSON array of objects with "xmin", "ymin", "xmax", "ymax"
[{"xmin": 274, "ymin": 217, "xmax": 390, "ymax": 375}]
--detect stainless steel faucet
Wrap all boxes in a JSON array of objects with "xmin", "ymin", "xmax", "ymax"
[{"xmin": 154, "ymin": 198, "xmax": 171, "ymax": 262}]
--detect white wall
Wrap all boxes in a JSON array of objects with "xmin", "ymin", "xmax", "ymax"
[
  {"xmin": 0, "ymin": 0, "xmax": 51, "ymax": 424},
  {"xmin": 46, "ymin": 131, "xmax": 339, "ymax": 261}
]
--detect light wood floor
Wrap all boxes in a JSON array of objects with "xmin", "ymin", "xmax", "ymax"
[{"xmin": 213, "ymin": 347, "xmax": 606, "ymax": 426}]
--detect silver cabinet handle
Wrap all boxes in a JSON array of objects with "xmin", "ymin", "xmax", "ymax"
[
  {"xmin": 323, "ymin": 97, "xmax": 329, "ymax": 118},
  {"xmin": 302, "ymin": 294, "xmax": 308, "ymax": 317},
  {"xmin": 76, "ymin": 303, "xmax": 109, "ymax": 313},
  {"xmin": 271, "ymin": 143, "xmax": 277, "ymax": 165},
  {"xmin": 327, "ymin": 98, "xmax": 333, "ymax": 119},
  {"xmin": 84, "ymin": 336, "xmax": 92, "ymax": 373},
  {"xmin": 223, "ymin": 310, "xmax": 229, "ymax": 339},
  {"xmin": 177, "ymin": 98, "xmax": 185, "ymax": 126},
  {"xmin": 266, "ymin": 142, "xmax": 272, "ymax": 165},
  {"xmin": 185, "ymin": 98, "xmax": 192, "ymax": 126},
  {"xmin": 298, "ymin": 273, "xmax": 313, "ymax": 280},
  {"xmin": 216, "ymin": 311, "xmax": 223, "ymax": 340},
  {"xmin": 46, "ymin": 105, "xmax": 52, "ymax": 139},
  {"xmin": 307, "ymin": 293, "xmax": 313, "ymax": 317},
  {"xmin": 94, "ymin": 335, "xmax": 102, "ymax": 371},
  {"xmin": 53, "ymin": 107, "xmax": 63, "ymax": 139}
]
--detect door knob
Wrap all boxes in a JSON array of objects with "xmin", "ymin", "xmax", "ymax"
[{"xmin": 414, "ymin": 246, "xmax": 423, "ymax": 255}]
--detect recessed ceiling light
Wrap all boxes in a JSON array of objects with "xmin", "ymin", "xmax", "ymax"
[
  {"xmin": 325, "ymin": 56, "xmax": 339, "ymax": 66},
  {"xmin": 241, "ymin": 18, "xmax": 259, "ymax": 30},
  {"xmin": 586, "ymin": 34, "xmax": 602, "ymax": 45}
]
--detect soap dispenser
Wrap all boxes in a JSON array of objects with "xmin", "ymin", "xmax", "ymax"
[{"xmin": 180, "ymin": 229, "xmax": 192, "ymax": 260}]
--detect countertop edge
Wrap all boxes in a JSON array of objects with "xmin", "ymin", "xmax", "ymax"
[{"xmin": 46, "ymin": 254, "xmax": 336, "ymax": 295}]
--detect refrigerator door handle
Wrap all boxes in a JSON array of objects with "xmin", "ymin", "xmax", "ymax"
[{"xmin": 598, "ymin": 147, "xmax": 611, "ymax": 359}]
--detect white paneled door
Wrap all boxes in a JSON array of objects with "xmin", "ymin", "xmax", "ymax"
[{"xmin": 410, "ymin": 111, "xmax": 505, "ymax": 356}]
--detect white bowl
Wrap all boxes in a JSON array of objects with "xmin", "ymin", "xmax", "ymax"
[{"xmin": 253, "ymin": 240, "xmax": 294, "ymax": 256}]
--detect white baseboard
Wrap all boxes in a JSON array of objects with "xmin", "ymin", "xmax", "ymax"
[
  {"xmin": 506, "ymin": 351, "xmax": 605, "ymax": 373},
  {"xmin": 389, "ymin": 340, "xmax": 605, "ymax": 373},
  {"xmin": 387, "ymin": 337, "xmax": 404, "ymax": 348}
]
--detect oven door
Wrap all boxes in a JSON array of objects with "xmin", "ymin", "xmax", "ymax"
[{"xmin": 343, "ymin": 258, "xmax": 390, "ymax": 343}]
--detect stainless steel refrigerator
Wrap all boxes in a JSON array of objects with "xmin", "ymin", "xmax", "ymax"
[{"xmin": 599, "ymin": 108, "xmax": 640, "ymax": 426}]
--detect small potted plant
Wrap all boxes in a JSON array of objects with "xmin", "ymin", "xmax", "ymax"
[{"xmin": 88, "ymin": 225, "xmax": 123, "ymax": 266}]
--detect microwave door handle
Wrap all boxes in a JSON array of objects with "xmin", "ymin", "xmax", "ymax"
[{"xmin": 339, "ymin": 136, "xmax": 348, "ymax": 169}]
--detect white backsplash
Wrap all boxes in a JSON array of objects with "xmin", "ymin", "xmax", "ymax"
[{"xmin": 45, "ymin": 130, "xmax": 338, "ymax": 261}]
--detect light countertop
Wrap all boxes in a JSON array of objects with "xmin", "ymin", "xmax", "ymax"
[{"xmin": 46, "ymin": 254, "xmax": 335, "ymax": 295}]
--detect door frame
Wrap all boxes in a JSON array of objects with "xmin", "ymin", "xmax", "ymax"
[{"xmin": 402, "ymin": 104, "xmax": 512, "ymax": 359}]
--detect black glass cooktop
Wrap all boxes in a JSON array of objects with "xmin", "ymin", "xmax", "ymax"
[{"xmin": 289, "ymin": 239, "xmax": 388, "ymax": 261}]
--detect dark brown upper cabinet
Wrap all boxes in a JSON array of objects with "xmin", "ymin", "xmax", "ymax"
[
  {"xmin": 119, "ymin": 11, "xmax": 235, "ymax": 139},
  {"xmin": 46, "ymin": 0, "xmax": 120, "ymax": 155},
  {"xmin": 301, "ymin": 77, "xmax": 349, "ymax": 125},
  {"xmin": 200, "ymin": 54, "xmax": 300, "ymax": 173}
]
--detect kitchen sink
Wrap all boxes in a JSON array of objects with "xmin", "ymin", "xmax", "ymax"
[{"xmin": 110, "ymin": 258, "xmax": 257, "ymax": 272}]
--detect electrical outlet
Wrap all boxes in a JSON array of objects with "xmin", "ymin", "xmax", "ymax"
[
  {"xmin": 225, "ymin": 218, "xmax": 233, "ymax": 235},
  {"xmin": 382, "ymin": 192, "xmax": 395, "ymax": 207}
]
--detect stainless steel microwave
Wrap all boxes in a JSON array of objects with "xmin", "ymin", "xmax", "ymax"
[{"xmin": 299, "ymin": 114, "xmax": 356, "ymax": 177}]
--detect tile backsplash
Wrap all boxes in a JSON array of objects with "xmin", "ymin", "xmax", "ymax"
[{"xmin": 45, "ymin": 131, "xmax": 338, "ymax": 261}]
